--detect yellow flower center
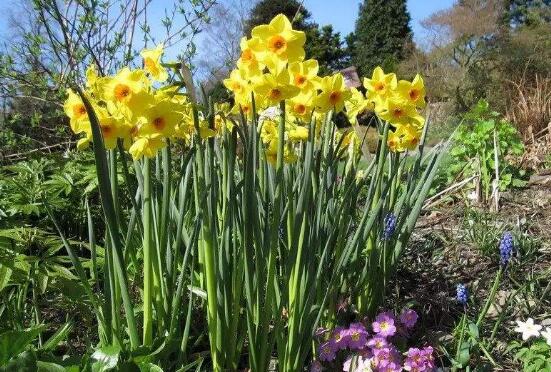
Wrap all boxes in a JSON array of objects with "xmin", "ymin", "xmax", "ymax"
[
  {"xmin": 269, "ymin": 88, "xmax": 282, "ymax": 101},
  {"xmin": 294, "ymin": 74, "xmax": 307, "ymax": 87},
  {"xmin": 73, "ymin": 104, "xmax": 87, "ymax": 118},
  {"xmin": 380, "ymin": 322, "xmax": 389, "ymax": 331},
  {"xmin": 392, "ymin": 108, "xmax": 404, "ymax": 119},
  {"xmin": 114, "ymin": 84, "xmax": 131, "ymax": 101},
  {"xmin": 294, "ymin": 103, "xmax": 306, "ymax": 115},
  {"xmin": 268, "ymin": 35, "xmax": 287, "ymax": 54},
  {"xmin": 329, "ymin": 91, "xmax": 342, "ymax": 105},
  {"xmin": 374, "ymin": 82, "xmax": 385, "ymax": 92},
  {"xmin": 351, "ymin": 332, "xmax": 360, "ymax": 341},
  {"xmin": 101, "ymin": 124, "xmax": 114, "ymax": 138},
  {"xmin": 241, "ymin": 49, "xmax": 254, "ymax": 63},
  {"xmin": 153, "ymin": 116, "xmax": 166, "ymax": 131},
  {"xmin": 409, "ymin": 89, "xmax": 419, "ymax": 101},
  {"xmin": 231, "ymin": 82, "xmax": 244, "ymax": 94},
  {"xmin": 130, "ymin": 125, "xmax": 139, "ymax": 137}
]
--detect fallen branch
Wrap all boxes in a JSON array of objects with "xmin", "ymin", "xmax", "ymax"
[
  {"xmin": 1, "ymin": 141, "xmax": 75, "ymax": 161},
  {"xmin": 423, "ymin": 175, "xmax": 476, "ymax": 209}
]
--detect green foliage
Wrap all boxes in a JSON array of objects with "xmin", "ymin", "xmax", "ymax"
[
  {"xmin": 0, "ymin": 153, "xmax": 103, "ymax": 237},
  {"xmin": 307, "ymin": 25, "xmax": 349, "ymax": 75},
  {"xmin": 350, "ymin": 0, "xmax": 412, "ymax": 76},
  {"xmin": 511, "ymin": 340, "xmax": 551, "ymax": 371},
  {"xmin": 504, "ymin": 0, "xmax": 551, "ymax": 27},
  {"xmin": 440, "ymin": 100, "xmax": 526, "ymax": 200}
]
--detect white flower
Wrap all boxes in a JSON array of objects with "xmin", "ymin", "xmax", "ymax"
[
  {"xmin": 514, "ymin": 318, "xmax": 542, "ymax": 341},
  {"xmin": 541, "ymin": 327, "xmax": 551, "ymax": 346}
]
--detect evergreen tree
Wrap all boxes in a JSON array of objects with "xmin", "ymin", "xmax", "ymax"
[
  {"xmin": 350, "ymin": 0, "xmax": 413, "ymax": 76},
  {"xmin": 504, "ymin": 0, "xmax": 551, "ymax": 27},
  {"xmin": 243, "ymin": 0, "xmax": 312, "ymax": 36},
  {"xmin": 244, "ymin": 0, "xmax": 348, "ymax": 73}
]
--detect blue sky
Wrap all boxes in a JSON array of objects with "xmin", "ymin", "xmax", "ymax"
[
  {"xmin": 0, "ymin": 0, "xmax": 455, "ymax": 60},
  {"xmin": 302, "ymin": 0, "xmax": 454, "ymax": 42}
]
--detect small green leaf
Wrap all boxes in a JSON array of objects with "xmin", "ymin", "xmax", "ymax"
[{"xmin": 91, "ymin": 345, "xmax": 120, "ymax": 372}]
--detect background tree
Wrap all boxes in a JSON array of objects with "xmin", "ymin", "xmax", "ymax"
[
  {"xmin": 504, "ymin": 0, "xmax": 551, "ymax": 27},
  {"xmin": 350, "ymin": 0, "xmax": 413, "ymax": 76}
]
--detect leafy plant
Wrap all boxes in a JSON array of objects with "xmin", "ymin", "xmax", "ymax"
[
  {"xmin": 511, "ymin": 340, "xmax": 551, "ymax": 371},
  {"xmin": 441, "ymin": 99, "xmax": 527, "ymax": 202}
]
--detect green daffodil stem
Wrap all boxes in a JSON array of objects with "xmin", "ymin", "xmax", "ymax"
[
  {"xmin": 142, "ymin": 157, "xmax": 153, "ymax": 346},
  {"xmin": 476, "ymin": 267, "xmax": 503, "ymax": 327}
]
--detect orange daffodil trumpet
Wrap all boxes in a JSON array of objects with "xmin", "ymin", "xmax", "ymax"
[{"xmin": 63, "ymin": 15, "xmax": 428, "ymax": 161}]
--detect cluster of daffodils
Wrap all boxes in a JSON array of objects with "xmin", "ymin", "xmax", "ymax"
[
  {"xmin": 64, "ymin": 45, "xmax": 230, "ymax": 160},
  {"xmin": 515, "ymin": 318, "xmax": 551, "ymax": 345},
  {"xmin": 362, "ymin": 67, "xmax": 426, "ymax": 152},
  {"xmin": 223, "ymin": 14, "xmax": 427, "ymax": 162},
  {"xmin": 312, "ymin": 309, "xmax": 435, "ymax": 372},
  {"xmin": 64, "ymin": 14, "xmax": 428, "ymax": 161}
]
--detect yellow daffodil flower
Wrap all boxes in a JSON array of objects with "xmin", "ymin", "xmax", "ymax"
[
  {"xmin": 289, "ymin": 125, "xmax": 309, "ymax": 141},
  {"xmin": 288, "ymin": 59, "xmax": 320, "ymax": 92},
  {"xmin": 64, "ymin": 89, "xmax": 88, "ymax": 132},
  {"xmin": 378, "ymin": 97, "xmax": 425, "ymax": 127},
  {"xmin": 251, "ymin": 14, "xmax": 306, "ymax": 65},
  {"xmin": 254, "ymin": 69, "xmax": 300, "ymax": 105},
  {"xmin": 315, "ymin": 73, "xmax": 351, "ymax": 113},
  {"xmin": 363, "ymin": 66, "xmax": 397, "ymax": 108},
  {"xmin": 289, "ymin": 92, "xmax": 315, "ymax": 120},
  {"xmin": 387, "ymin": 124, "xmax": 422, "ymax": 152},
  {"xmin": 129, "ymin": 133, "xmax": 166, "ymax": 160},
  {"xmin": 138, "ymin": 99, "xmax": 183, "ymax": 137},
  {"xmin": 104, "ymin": 68, "xmax": 148, "ymax": 105},
  {"xmin": 140, "ymin": 44, "xmax": 168, "ymax": 82},
  {"xmin": 223, "ymin": 68, "xmax": 251, "ymax": 98},
  {"xmin": 396, "ymin": 74, "xmax": 426, "ymax": 108},
  {"xmin": 237, "ymin": 37, "xmax": 263, "ymax": 75}
]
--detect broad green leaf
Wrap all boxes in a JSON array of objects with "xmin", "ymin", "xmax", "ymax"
[
  {"xmin": 0, "ymin": 350, "xmax": 37, "ymax": 371},
  {"xmin": 0, "ymin": 325, "xmax": 45, "ymax": 365},
  {"xmin": 37, "ymin": 361, "xmax": 66, "ymax": 372},
  {"xmin": 91, "ymin": 345, "xmax": 120, "ymax": 372}
]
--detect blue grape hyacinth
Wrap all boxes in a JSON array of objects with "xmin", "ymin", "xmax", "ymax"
[
  {"xmin": 456, "ymin": 284, "xmax": 468, "ymax": 305},
  {"xmin": 383, "ymin": 213, "xmax": 397, "ymax": 240},
  {"xmin": 499, "ymin": 232, "xmax": 514, "ymax": 267}
]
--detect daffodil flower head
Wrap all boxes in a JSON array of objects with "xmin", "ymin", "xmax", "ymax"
[
  {"xmin": 95, "ymin": 106, "xmax": 124, "ymax": 150},
  {"xmin": 397, "ymin": 74, "xmax": 426, "ymax": 108},
  {"xmin": 128, "ymin": 133, "xmax": 166, "ymax": 160},
  {"xmin": 223, "ymin": 68, "xmax": 252, "ymax": 98},
  {"xmin": 64, "ymin": 88, "xmax": 88, "ymax": 130},
  {"xmin": 104, "ymin": 68, "xmax": 148, "ymax": 105},
  {"xmin": 364, "ymin": 66, "xmax": 397, "ymax": 109},
  {"xmin": 237, "ymin": 37, "xmax": 264, "ymax": 74},
  {"xmin": 288, "ymin": 59, "xmax": 320, "ymax": 92},
  {"xmin": 289, "ymin": 91, "xmax": 315, "ymax": 120},
  {"xmin": 288, "ymin": 125, "xmax": 309, "ymax": 142},
  {"xmin": 254, "ymin": 68, "xmax": 300, "ymax": 105},
  {"xmin": 378, "ymin": 97, "xmax": 424, "ymax": 127},
  {"xmin": 140, "ymin": 44, "xmax": 168, "ymax": 82},
  {"xmin": 251, "ymin": 14, "xmax": 306, "ymax": 65},
  {"xmin": 315, "ymin": 73, "xmax": 351, "ymax": 113},
  {"xmin": 138, "ymin": 98, "xmax": 183, "ymax": 138},
  {"xmin": 387, "ymin": 123, "xmax": 422, "ymax": 153}
]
